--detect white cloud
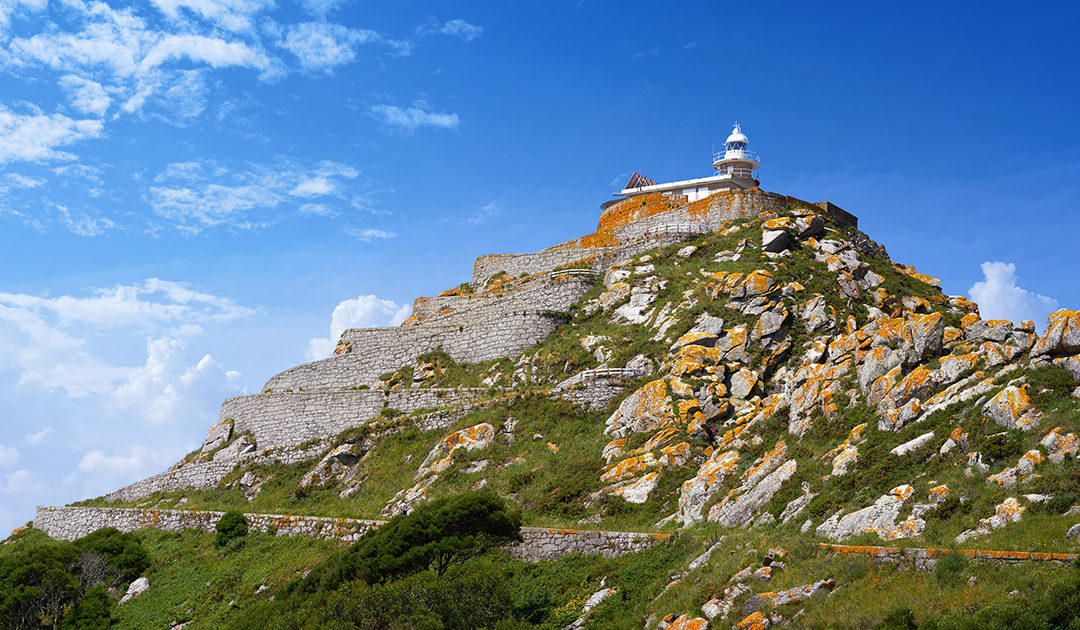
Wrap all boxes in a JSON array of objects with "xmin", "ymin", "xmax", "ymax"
[
  {"xmin": 0, "ymin": 445, "xmax": 19, "ymax": 467},
  {"xmin": 438, "ymin": 19, "xmax": 483, "ymax": 42},
  {"xmin": 0, "ymin": 278, "xmax": 254, "ymax": 329},
  {"xmin": 968, "ymin": 261, "xmax": 1059, "ymax": 330},
  {"xmin": 1, "ymin": 469, "xmax": 43, "ymax": 494},
  {"xmin": 139, "ymin": 34, "xmax": 273, "ymax": 75},
  {"xmin": 0, "ymin": 0, "xmax": 47, "ymax": 31},
  {"xmin": 298, "ymin": 0, "xmax": 346, "ymax": 18},
  {"xmin": 467, "ymin": 201, "xmax": 501, "ymax": 225},
  {"xmin": 72, "ymin": 445, "xmax": 178, "ymax": 479},
  {"xmin": 346, "ymin": 227, "xmax": 395, "ymax": 241},
  {"xmin": 54, "ymin": 204, "xmax": 117, "ymax": 236},
  {"xmin": 306, "ymin": 295, "xmax": 411, "ymax": 360},
  {"xmin": 0, "ymin": 105, "xmax": 104, "ymax": 164},
  {"xmin": 369, "ymin": 102, "xmax": 459, "ymax": 131},
  {"xmin": 151, "ymin": 0, "xmax": 273, "ymax": 32},
  {"xmin": 0, "ymin": 279, "xmax": 253, "ymax": 399},
  {"xmin": 280, "ymin": 22, "xmax": 379, "ymax": 71},
  {"xmin": 25, "ymin": 427, "xmax": 53, "ymax": 445},
  {"xmin": 298, "ymin": 202, "xmax": 333, "ymax": 216},
  {"xmin": 109, "ymin": 336, "xmax": 242, "ymax": 425},
  {"xmin": 59, "ymin": 74, "xmax": 112, "ymax": 116},
  {"xmin": 3, "ymin": 172, "xmax": 43, "ymax": 189},
  {"xmin": 290, "ymin": 176, "xmax": 335, "ymax": 197},
  {"xmin": 148, "ymin": 158, "xmax": 364, "ymax": 233}
]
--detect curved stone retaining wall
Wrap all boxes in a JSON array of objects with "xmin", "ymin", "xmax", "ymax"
[
  {"xmin": 104, "ymin": 441, "xmax": 330, "ymax": 503},
  {"xmin": 33, "ymin": 506, "xmax": 668, "ymax": 561},
  {"xmin": 265, "ymin": 275, "xmax": 596, "ymax": 392}
]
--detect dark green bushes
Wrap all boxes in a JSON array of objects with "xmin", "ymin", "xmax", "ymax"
[
  {"xmin": 215, "ymin": 511, "xmax": 249, "ymax": 548},
  {"xmin": 0, "ymin": 527, "xmax": 148, "ymax": 629}
]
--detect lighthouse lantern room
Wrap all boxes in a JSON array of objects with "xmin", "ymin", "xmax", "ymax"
[{"xmin": 612, "ymin": 123, "xmax": 762, "ymax": 205}]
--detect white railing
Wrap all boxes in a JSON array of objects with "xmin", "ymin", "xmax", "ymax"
[{"xmin": 712, "ymin": 150, "xmax": 761, "ymax": 164}]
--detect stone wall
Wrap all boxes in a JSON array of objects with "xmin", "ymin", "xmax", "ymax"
[
  {"xmin": 820, "ymin": 543, "xmax": 1078, "ymax": 571},
  {"xmin": 265, "ymin": 275, "xmax": 596, "ymax": 392},
  {"xmin": 33, "ymin": 506, "xmax": 668, "ymax": 561},
  {"xmin": 223, "ymin": 389, "xmax": 489, "ymax": 450},
  {"xmin": 104, "ymin": 442, "xmax": 330, "ymax": 503},
  {"xmin": 472, "ymin": 248, "xmax": 613, "ymax": 287}
]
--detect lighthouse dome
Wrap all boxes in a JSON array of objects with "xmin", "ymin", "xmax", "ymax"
[{"xmin": 725, "ymin": 124, "xmax": 748, "ymax": 146}]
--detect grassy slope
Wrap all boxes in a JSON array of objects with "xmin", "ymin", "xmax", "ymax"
[{"xmin": 52, "ymin": 205, "xmax": 1080, "ymax": 627}]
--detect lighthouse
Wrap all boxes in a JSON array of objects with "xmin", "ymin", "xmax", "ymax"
[
  {"xmin": 612, "ymin": 122, "xmax": 763, "ymax": 205},
  {"xmin": 712, "ymin": 123, "xmax": 760, "ymax": 184}
]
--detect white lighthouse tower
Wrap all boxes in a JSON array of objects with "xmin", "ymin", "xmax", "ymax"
[
  {"xmin": 711, "ymin": 122, "xmax": 760, "ymax": 184},
  {"xmin": 612, "ymin": 122, "xmax": 763, "ymax": 204}
]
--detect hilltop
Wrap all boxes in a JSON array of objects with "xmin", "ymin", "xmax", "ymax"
[{"xmin": 14, "ymin": 185, "xmax": 1080, "ymax": 629}]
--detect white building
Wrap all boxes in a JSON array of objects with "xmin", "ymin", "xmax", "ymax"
[{"xmin": 614, "ymin": 123, "xmax": 761, "ymax": 203}]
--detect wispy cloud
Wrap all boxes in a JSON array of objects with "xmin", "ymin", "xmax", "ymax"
[
  {"xmin": 0, "ymin": 105, "xmax": 104, "ymax": 165},
  {"xmin": 147, "ymin": 158, "xmax": 364, "ymax": 233},
  {"xmin": 438, "ymin": 19, "xmax": 483, "ymax": 42},
  {"xmin": 346, "ymin": 227, "xmax": 396, "ymax": 241},
  {"xmin": 150, "ymin": 0, "xmax": 274, "ymax": 32},
  {"xmin": 25, "ymin": 427, "xmax": 53, "ymax": 445},
  {"xmin": 279, "ymin": 22, "xmax": 410, "ymax": 73},
  {"xmin": 369, "ymin": 102, "xmax": 459, "ymax": 131},
  {"xmin": 466, "ymin": 201, "xmax": 501, "ymax": 225}
]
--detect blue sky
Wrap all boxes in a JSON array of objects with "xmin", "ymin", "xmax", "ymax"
[{"xmin": 0, "ymin": 0, "xmax": 1077, "ymax": 534}]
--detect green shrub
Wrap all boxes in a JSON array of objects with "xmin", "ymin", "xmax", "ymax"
[
  {"xmin": 215, "ymin": 511, "xmax": 249, "ymax": 548},
  {"xmin": 935, "ymin": 552, "xmax": 968, "ymax": 587},
  {"xmin": 61, "ymin": 584, "xmax": 112, "ymax": 630},
  {"xmin": 980, "ymin": 431, "xmax": 1024, "ymax": 463},
  {"xmin": 293, "ymin": 490, "xmax": 522, "ymax": 592},
  {"xmin": 878, "ymin": 606, "xmax": 918, "ymax": 630},
  {"xmin": 74, "ymin": 527, "xmax": 150, "ymax": 584}
]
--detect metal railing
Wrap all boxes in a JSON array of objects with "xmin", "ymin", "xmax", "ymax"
[{"xmin": 712, "ymin": 149, "xmax": 761, "ymax": 164}]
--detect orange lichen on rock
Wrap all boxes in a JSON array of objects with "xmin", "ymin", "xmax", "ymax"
[
  {"xmin": 664, "ymin": 614, "xmax": 709, "ymax": 630},
  {"xmin": 736, "ymin": 612, "xmax": 769, "ymax": 630},
  {"xmin": 601, "ymin": 453, "xmax": 657, "ymax": 483}
]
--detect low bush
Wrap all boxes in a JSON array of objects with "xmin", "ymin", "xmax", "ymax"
[{"xmin": 215, "ymin": 510, "xmax": 249, "ymax": 548}]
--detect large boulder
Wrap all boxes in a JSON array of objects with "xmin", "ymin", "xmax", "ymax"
[
  {"xmin": 604, "ymin": 380, "xmax": 673, "ymax": 438},
  {"xmin": 416, "ymin": 423, "xmax": 495, "ymax": 478},
  {"xmin": 213, "ymin": 435, "xmax": 255, "ymax": 462},
  {"xmin": 983, "ymin": 385, "xmax": 1041, "ymax": 431},
  {"xmin": 201, "ymin": 422, "xmax": 232, "ymax": 453},
  {"xmin": 1033, "ymin": 309, "xmax": 1080, "ymax": 356}
]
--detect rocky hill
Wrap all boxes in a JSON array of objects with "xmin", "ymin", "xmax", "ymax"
[{"xmin": 26, "ymin": 186, "xmax": 1080, "ymax": 628}]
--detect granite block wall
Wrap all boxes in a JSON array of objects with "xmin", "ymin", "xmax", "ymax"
[
  {"xmin": 33, "ymin": 506, "xmax": 669, "ymax": 561},
  {"xmin": 222, "ymin": 388, "xmax": 488, "ymax": 450},
  {"xmin": 264, "ymin": 276, "xmax": 595, "ymax": 392}
]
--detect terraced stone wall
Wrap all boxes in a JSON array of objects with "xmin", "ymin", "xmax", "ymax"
[
  {"xmin": 471, "ymin": 232, "xmax": 697, "ymax": 286},
  {"xmin": 223, "ymin": 389, "xmax": 489, "ymax": 450},
  {"xmin": 821, "ymin": 544, "xmax": 1078, "ymax": 570},
  {"xmin": 33, "ymin": 506, "xmax": 668, "ymax": 561},
  {"xmin": 104, "ymin": 442, "xmax": 329, "ymax": 503},
  {"xmin": 472, "ymin": 247, "xmax": 613, "ymax": 287},
  {"xmin": 265, "ymin": 275, "xmax": 596, "ymax": 392}
]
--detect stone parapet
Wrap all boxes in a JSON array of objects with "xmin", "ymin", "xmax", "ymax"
[{"xmin": 33, "ymin": 506, "xmax": 668, "ymax": 561}]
